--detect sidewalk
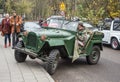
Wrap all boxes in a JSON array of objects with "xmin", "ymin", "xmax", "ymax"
[{"xmin": 0, "ymin": 36, "xmax": 54, "ymax": 82}]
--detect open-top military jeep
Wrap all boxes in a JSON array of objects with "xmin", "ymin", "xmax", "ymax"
[{"xmin": 14, "ymin": 20, "xmax": 103, "ymax": 75}]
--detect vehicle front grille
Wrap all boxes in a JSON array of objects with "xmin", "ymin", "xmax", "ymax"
[{"xmin": 26, "ymin": 32, "xmax": 38, "ymax": 49}]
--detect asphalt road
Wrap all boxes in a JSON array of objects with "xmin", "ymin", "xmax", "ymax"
[{"xmin": 52, "ymin": 45, "xmax": 120, "ymax": 82}]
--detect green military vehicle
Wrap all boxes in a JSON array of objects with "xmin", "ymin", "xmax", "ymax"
[{"xmin": 14, "ymin": 20, "xmax": 104, "ymax": 75}]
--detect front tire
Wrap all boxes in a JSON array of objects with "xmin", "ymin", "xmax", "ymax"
[
  {"xmin": 86, "ymin": 46, "xmax": 100, "ymax": 65},
  {"xmin": 111, "ymin": 38, "xmax": 120, "ymax": 50},
  {"xmin": 15, "ymin": 41, "xmax": 27, "ymax": 63},
  {"xmin": 46, "ymin": 49, "xmax": 60, "ymax": 75}
]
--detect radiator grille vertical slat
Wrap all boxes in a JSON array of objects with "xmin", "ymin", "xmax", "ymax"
[{"xmin": 26, "ymin": 33, "xmax": 37, "ymax": 49}]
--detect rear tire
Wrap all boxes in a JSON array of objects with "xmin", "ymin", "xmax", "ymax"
[
  {"xmin": 46, "ymin": 49, "xmax": 60, "ymax": 75},
  {"xmin": 86, "ymin": 46, "xmax": 100, "ymax": 65},
  {"xmin": 15, "ymin": 41, "xmax": 27, "ymax": 63},
  {"xmin": 111, "ymin": 38, "xmax": 120, "ymax": 50}
]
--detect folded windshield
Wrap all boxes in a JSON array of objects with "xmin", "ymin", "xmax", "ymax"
[{"xmin": 48, "ymin": 19, "xmax": 78, "ymax": 31}]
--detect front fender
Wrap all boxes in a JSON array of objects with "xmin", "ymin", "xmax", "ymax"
[{"xmin": 47, "ymin": 35, "xmax": 75, "ymax": 57}]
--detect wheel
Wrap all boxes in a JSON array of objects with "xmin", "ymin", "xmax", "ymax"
[
  {"xmin": 86, "ymin": 46, "xmax": 100, "ymax": 65},
  {"xmin": 15, "ymin": 41, "xmax": 27, "ymax": 63},
  {"xmin": 61, "ymin": 56, "xmax": 69, "ymax": 60},
  {"xmin": 111, "ymin": 38, "xmax": 120, "ymax": 50},
  {"xmin": 60, "ymin": 48, "xmax": 69, "ymax": 60},
  {"xmin": 46, "ymin": 49, "xmax": 60, "ymax": 75}
]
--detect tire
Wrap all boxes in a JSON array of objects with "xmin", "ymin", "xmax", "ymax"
[
  {"xmin": 111, "ymin": 38, "xmax": 120, "ymax": 50},
  {"xmin": 86, "ymin": 46, "xmax": 100, "ymax": 65},
  {"xmin": 16, "ymin": 41, "xmax": 24, "ymax": 48},
  {"xmin": 59, "ymin": 48, "xmax": 68, "ymax": 60},
  {"xmin": 15, "ymin": 41, "xmax": 27, "ymax": 63},
  {"xmin": 46, "ymin": 49, "xmax": 60, "ymax": 75},
  {"xmin": 61, "ymin": 56, "xmax": 69, "ymax": 60}
]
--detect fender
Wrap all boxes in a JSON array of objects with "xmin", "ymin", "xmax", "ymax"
[
  {"xmin": 85, "ymin": 40, "xmax": 102, "ymax": 56},
  {"xmin": 47, "ymin": 35, "xmax": 75, "ymax": 57},
  {"xmin": 110, "ymin": 35, "xmax": 120, "ymax": 44}
]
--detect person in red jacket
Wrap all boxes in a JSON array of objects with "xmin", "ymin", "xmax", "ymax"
[{"xmin": 1, "ymin": 13, "xmax": 11, "ymax": 48}]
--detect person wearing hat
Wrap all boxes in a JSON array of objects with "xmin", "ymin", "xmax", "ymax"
[
  {"xmin": 72, "ymin": 21, "xmax": 87, "ymax": 62},
  {"xmin": 73, "ymin": 21, "xmax": 92, "ymax": 62},
  {"xmin": 10, "ymin": 11, "xmax": 22, "ymax": 49},
  {"xmin": 77, "ymin": 22, "xmax": 87, "ymax": 47},
  {"xmin": 77, "ymin": 21, "xmax": 93, "ymax": 48}
]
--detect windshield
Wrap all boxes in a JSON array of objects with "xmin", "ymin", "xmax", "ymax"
[
  {"xmin": 62, "ymin": 21, "xmax": 78, "ymax": 31},
  {"xmin": 48, "ymin": 19, "xmax": 78, "ymax": 31},
  {"xmin": 48, "ymin": 19, "xmax": 64, "ymax": 28},
  {"xmin": 103, "ymin": 21, "xmax": 111, "ymax": 30},
  {"xmin": 113, "ymin": 21, "xmax": 120, "ymax": 31}
]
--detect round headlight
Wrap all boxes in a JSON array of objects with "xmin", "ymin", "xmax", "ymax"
[
  {"xmin": 23, "ymin": 31, "xmax": 28, "ymax": 36},
  {"xmin": 41, "ymin": 35, "xmax": 46, "ymax": 41}
]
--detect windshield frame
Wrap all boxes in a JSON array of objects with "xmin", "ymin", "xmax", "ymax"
[{"xmin": 47, "ymin": 18, "xmax": 79, "ymax": 32}]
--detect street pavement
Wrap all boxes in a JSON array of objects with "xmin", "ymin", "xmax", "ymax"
[
  {"xmin": 52, "ymin": 45, "xmax": 120, "ymax": 82},
  {"xmin": 0, "ymin": 36, "xmax": 54, "ymax": 82}
]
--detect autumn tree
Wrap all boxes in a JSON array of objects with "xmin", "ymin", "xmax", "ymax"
[
  {"xmin": 4, "ymin": 0, "xmax": 13, "ymax": 13},
  {"xmin": 106, "ymin": 0, "xmax": 120, "ymax": 18},
  {"xmin": 2, "ymin": 0, "xmax": 120, "ymax": 22},
  {"xmin": 15, "ymin": 0, "xmax": 34, "ymax": 16}
]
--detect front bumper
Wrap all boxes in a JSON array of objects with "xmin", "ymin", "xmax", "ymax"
[{"xmin": 15, "ymin": 47, "xmax": 38, "ymax": 58}]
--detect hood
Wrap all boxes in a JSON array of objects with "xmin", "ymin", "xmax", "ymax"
[{"xmin": 34, "ymin": 28, "xmax": 74, "ymax": 38}]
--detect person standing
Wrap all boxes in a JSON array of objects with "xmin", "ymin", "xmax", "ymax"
[
  {"xmin": 10, "ymin": 11, "xmax": 22, "ymax": 49},
  {"xmin": 1, "ymin": 13, "xmax": 11, "ymax": 48}
]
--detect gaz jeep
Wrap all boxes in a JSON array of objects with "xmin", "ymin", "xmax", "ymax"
[{"xmin": 14, "ymin": 20, "xmax": 104, "ymax": 75}]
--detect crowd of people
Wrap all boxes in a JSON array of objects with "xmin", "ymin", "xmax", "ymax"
[{"xmin": 0, "ymin": 11, "xmax": 22, "ymax": 49}]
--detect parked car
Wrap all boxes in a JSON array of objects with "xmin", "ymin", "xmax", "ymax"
[
  {"xmin": 14, "ymin": 19, "xmax": 103, "ymax": 75},
  {"xmin": 99, "ymin": 19, "xmax": 120, "ymax": 49},
  {"xmin": 83, "ymin": 22, "xmax": 98, "ymax": 31},
  {"xmin": 22, "ymin": 22, "xmax": 42, "ymax": 32}
]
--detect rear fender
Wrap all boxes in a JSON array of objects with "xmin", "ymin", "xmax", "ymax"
[{"xmin": 85, "ymin": 41, "xmax": 103, "ymax": 56}]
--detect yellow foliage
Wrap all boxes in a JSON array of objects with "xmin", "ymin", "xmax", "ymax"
[
  {"xmin": 107, "ymin": 0, "xmax": 120, "ymax": 18},
  {"xmin": 110, "ymin": 12, "xmax": 119, "ymax": 18}
]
